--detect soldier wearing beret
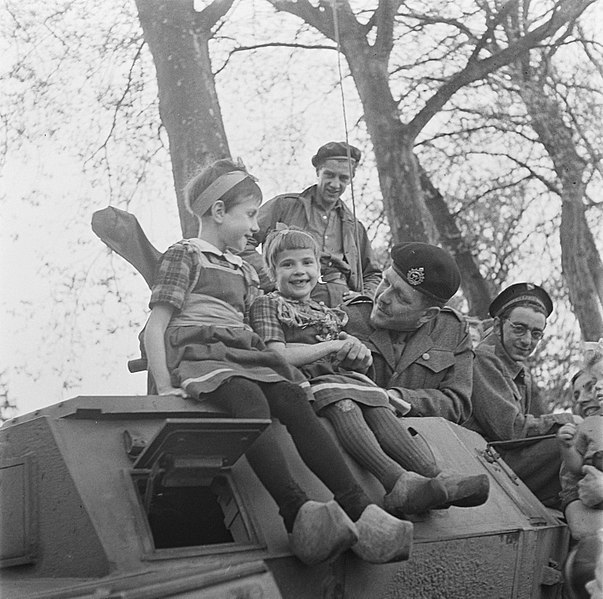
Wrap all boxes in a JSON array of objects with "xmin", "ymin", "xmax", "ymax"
[
  {"xmin": 344, "ymin": 242, "xmax": 474, "ymax": 424},
  {"xmin": 464, "ymin": 282, "xmax": 578, "ymax": 509},
  {"xmin": 241, "ymin": 141, "xmax": 382, "ymax": 307}
]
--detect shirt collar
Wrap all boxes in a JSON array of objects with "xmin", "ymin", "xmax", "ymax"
[
  {"xmin": 186, "ymin": 237, "xmax": 243, "ymax": 266},
  {"xmin": 304, "ymin": 185, "xmax": 345, "ymax": 213}
]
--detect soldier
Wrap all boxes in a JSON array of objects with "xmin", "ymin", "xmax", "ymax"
[
  {"xmin": 242, "ymin": 141, "xmax": 382, "ymax": 307},
  {"xmin": 344, "ymin": 241, "xmax": 474, "ymax": 425},
  {"xmin": 464, "ymin": 283, "xmax": 579, "ymax": 509}
]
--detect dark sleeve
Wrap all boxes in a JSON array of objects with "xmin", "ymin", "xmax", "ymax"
[
  {"xmin": 358, "ymin": 224, "xmax": 382, "ymax": 297},
  {"xmin": 471, "ymin": 350, "xmax": 574, "ymax": 440}
]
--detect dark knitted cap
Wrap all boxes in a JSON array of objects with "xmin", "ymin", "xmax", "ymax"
[
  {"xmin": 311, "ymin": 141, "xmax": 361, "ymax": 168},
  {"xmin": 391, "ymin": 242, "xmax": 461, "ymax": 303},
  {"xmin": 489, "ymin": 282, "xmax": 553, "ymax": 318}
]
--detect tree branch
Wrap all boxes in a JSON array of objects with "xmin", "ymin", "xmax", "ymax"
[{"xmin": 406, "ymin": 0, "xmax": 596, "ymax": 140}]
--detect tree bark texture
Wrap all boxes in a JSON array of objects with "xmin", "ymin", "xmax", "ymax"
[
  {"xmin": 518, "ymin": 79, "xmax": 603, "ymax": 340},
  {"xmin": 136, "ymin": 0, "xmax": 233, "ymax": 238}
]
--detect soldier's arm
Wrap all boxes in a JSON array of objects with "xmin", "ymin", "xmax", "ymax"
[{"xmin": 471, "ymin": 350, "xmax": 573, "ymax": 440}]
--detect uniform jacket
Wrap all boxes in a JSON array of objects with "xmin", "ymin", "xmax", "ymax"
[
  {"xmin": 465, "ymin": 332, "xmax": 573, "ymax": 441},
  {"xmin": 241, "ymin": 185, "xmax": 382, "ymax": 296},
  {"xmin": 344, "ymin": 302, "xmax": 473, "ymax": 424}
]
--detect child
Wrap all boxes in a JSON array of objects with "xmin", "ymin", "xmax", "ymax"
[
  {"xmin": 558, "ymin": 341, "xmax": 603, "ymax": 509},
  {"xmin": 250, "ymin": 227, "xmax": 490, "ymax": 515},
  {"xmin": 143, "ymin": 159, "xmax": 412, "ymax": 566}
]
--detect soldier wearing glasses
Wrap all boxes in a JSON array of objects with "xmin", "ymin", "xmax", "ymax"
[{"xmin": 465, "ymin": 283, "xmax": 579, "ymax": 509}]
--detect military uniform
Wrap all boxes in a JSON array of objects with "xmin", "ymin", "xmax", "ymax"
[
  {"xmin": 345, "ymin": 302, "xmax": 473, "ymax": 424},
  {"xmin": 464, "ymin": 283, "xmax": 573, "ymax": 509}
]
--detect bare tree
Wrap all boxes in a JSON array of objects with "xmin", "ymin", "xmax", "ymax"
[
  {"xmin": 503, "ymin": 11, "xmax": 603, "ymax": 339},
  {"xmin": 264, "ymin": 0, "xmax": 597, "ymax": 316}
]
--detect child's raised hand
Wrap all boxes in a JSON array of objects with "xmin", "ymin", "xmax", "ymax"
[
  {"xmin": 334, "ymin": 332, "xmax": 373, "ymax": 372},
  {"xmin": 556, "ymin": 422, "xmax": 577, "ymax": 448}
]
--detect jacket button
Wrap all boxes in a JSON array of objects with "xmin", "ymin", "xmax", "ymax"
[{"xmin": 422, "ymin": 353, "xmax": 430, "ymax": 360}]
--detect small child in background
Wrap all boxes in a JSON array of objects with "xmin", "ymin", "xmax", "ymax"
[
  {"xmin": 250, "ymin": 227, "xmax": 489, "ymax": 516},
  {"xmin": 557, "ymin": 340, "xmax": 603, "ymax": 510}
]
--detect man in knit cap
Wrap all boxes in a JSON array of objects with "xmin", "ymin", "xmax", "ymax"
[{"xmin": 242, "ymin": 141, "xmax": 382, "ymax": 307}]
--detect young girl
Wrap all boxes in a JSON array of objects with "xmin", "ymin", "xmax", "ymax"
[
  {"xmin": 143, "ymin": 159, "xmax": 412, "ymax": 566},
  {"xmin": 249, "ymin": 227, "xmax": 489, "ymax": 515},
  {"xmin": 558, "ymin": 341, "xmax": 603, "ymax": 509}
]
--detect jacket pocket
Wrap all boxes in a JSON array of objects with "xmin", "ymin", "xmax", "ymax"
[{"xmin": 414, "ymin": 349, "xmax": 456, "ymax": 374}]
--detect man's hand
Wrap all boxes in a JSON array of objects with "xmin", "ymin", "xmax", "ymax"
[
  {"xmin": 334, "ymin": 332, "xmax": 372, "ymax": 372},
  {"xmin": 578, "ymin": 465, "xmax": 603, "ymax": 508},
  {"xmin": 342, "ymin": 290, "xmax": 362, "ymax": 302},
  {"xmin": 557, "ymin": 423, "xmax": 577, "ymax": 448},
  {"xmin": 387, "ymin": 388, "xmax": 412, "ymax": 416}
]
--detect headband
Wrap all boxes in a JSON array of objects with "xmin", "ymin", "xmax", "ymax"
[
  {"xmin": 273, "ymin": 223, "xmax": 317, "ymax": 241},
  {"xmin": 191, "ymin": 171, "xmax": 251, "ymax": 216}
]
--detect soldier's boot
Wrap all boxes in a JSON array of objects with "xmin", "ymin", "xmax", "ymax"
[
  {"xmin": 289, "ymin": 500, "xmax": 358, "ymax": 566},
  {"xmin": 351, "ymin": 504, "xmax": 413, "ymax": 563}
]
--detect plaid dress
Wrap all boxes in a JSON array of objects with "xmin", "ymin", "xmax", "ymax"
[
  {"xmin": 250, "ymin": 291, "xmax": 390, "ymax": 412},
  {"xmin": 149, "ymin": 239, "xmax": 308, "ymax": 398}
]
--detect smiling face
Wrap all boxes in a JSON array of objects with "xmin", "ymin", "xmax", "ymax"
[
  {"xmin": 499, "ymin": 306, "xmax": 546, "ymax": 362},
  {"xmin": 572, "ymin": 370, "xmax": 600, "ymax": 417},
  {"xmin": 370, "ymin": 267, "xmax": 434, "ymax": 332},
  {"xmin": 218, "ymin": 195, "xmax": 261, "ymax": 252},
  {"xmin": 315, "ymin": 159, "xmax": 353, "ymax": 207},
  {"xmin": 273, "ymin": 248, "xmax": 320, "ymax": 302}
]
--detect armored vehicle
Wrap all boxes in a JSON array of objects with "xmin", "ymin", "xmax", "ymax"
[
  {"xmin": 1, "ymin": 393, "xmax": 568, "ymax": 598},
  {"xmin": 0, "ymin": 207, "xmax": 570, "ymax": 597}
]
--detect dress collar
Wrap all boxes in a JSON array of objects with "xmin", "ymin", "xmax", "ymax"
[{"xmin": 185, "ymin": 237, "xmax": 243, "ymax": 266}]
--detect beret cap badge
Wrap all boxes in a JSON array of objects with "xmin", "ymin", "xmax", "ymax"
[{"xmin": 406, "ymin": 267, "xmax": 425, "ymax": 286}]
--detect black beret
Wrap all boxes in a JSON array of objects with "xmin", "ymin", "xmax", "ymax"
[
  {"xmin": 311, "ymin": 141, "xmax": 361, "ymax": 168},
  {"xmin": 391, "ymin": 242, "xmax": 461, "ymax": 303},
  {"xmin": 489, "ymin": 282, "xmax": 553, "ymax": 318}
]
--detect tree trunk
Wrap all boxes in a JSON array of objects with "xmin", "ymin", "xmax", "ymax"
[
  {"xmin": 420, "ymin": 169, "xmax": 495, "ymax": 318},
  {"xmin": 340, "ymin": 35, "xmax": 494, "ymax": 314},
  {"xmin": 518, "ymin": 80, "xmax": 603, "ymax": 339},
  {"xmin": 135, "ymin": 0, "xmax": 233, "ymax": 238}
]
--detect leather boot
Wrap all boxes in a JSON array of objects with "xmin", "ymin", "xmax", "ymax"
[
  {"xmin": 289, "ymin": 500, "xmax": 358, "ymax": 565},
  {"xmin": 435, "ymin": 472, "xmax": 490, "ymax": 507},
  {"xmin": 383, "ymin": 471, "xmax": 449, "ymax": 515},
  {"xmin": 352, "ymin": 504, "xmax": 413, "ymax": 563}
]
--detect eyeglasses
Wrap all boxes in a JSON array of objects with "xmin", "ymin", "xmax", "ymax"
[{"xmin": 504, "ymin": 319, "xmax": 545, "ymax": 341}]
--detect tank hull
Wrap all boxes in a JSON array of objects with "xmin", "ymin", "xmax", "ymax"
[{"xmin": 0, "ymin": 396, "xmax": 568, "ymax": 598}]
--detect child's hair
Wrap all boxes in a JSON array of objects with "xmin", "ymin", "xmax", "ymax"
[
  {"xmin": 263, "ymin": 227, "xmax": 320, "ymax": 276},
  {"xmin": 183, "ymin": 158, "xmax": 262, "ymax": 219}
]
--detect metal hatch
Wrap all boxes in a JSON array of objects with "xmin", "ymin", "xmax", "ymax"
[{"xmin": 133, "ymin": 418, "xmax": 271, "ymax": 472}]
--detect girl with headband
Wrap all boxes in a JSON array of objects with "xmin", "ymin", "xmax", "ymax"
[
  {"xmin": 251, "ymin": 227, "xmax": 489, "ymax": 516},
  {"xmin": 143, "ymin": 159, "xmax": 412, "ymax": 566}
]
